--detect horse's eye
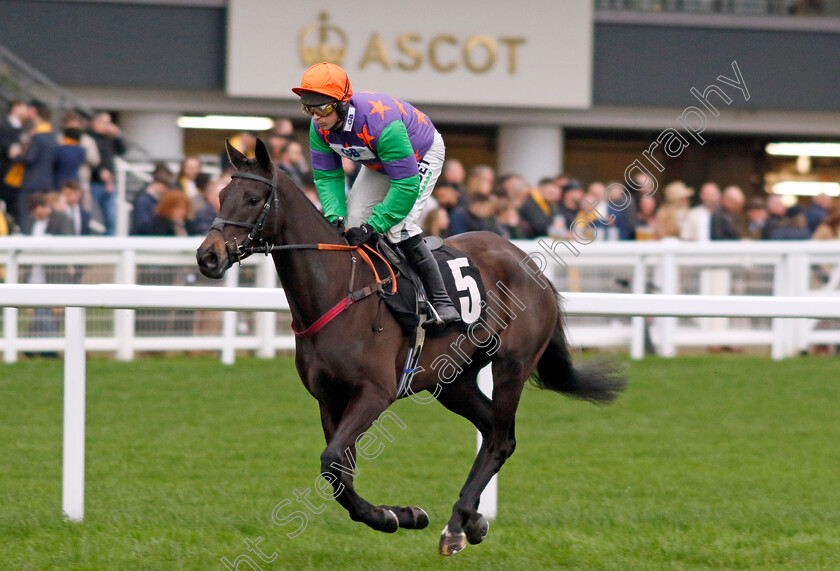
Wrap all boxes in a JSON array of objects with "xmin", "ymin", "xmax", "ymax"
[{"xmin": 247, "ymin": 195, "xmax": 262, "ymax": 205}]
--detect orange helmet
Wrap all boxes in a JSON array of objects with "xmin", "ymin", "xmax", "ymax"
[{"xmin": 292, "ymin": 62, "xmax": 353, "ymax": 104}]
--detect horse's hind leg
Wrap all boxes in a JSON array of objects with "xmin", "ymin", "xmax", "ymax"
[
  {"xmin": 434, "ymin": 370, "xmax": 497, "ymax": 555},
  {"xmin": 438, "ymin": 358, "xmax": 527, "ymax": 555}
]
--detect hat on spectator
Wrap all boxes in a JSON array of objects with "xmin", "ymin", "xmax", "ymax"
[
  {"xmin": 664, "ymin": 181, "xmax": 693, "ymax": 202},
  {"xmin": 562, "ymin": 179, "xmax": 583, "ymax": 192}
]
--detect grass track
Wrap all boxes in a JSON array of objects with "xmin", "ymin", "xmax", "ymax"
[{"xmin": 1, "ymin": 355, "xmax": 839, "ymax": 570}]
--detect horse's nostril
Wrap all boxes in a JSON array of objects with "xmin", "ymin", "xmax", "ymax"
[{"xmin": 200, "ymin": 250, "xmax": 218, "ymax": 269}]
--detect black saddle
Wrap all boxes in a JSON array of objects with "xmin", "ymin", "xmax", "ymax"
[{"xmin": 370, "ymin": 236, "xmax": 486, "ymax": 338}]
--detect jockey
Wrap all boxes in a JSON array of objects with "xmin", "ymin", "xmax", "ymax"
[{"xmin": 293, "ymin": 62, "xmax": 461, "ymax": 327}]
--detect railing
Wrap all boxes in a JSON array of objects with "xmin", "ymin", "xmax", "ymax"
[{"xmin": 1, "ymin": 237, "xmax": 839, "ymax": 362}]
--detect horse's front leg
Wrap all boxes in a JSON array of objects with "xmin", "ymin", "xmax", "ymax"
[{"xmin": 318, "ymin": 386, "xmax": 402, "ymax": 533}]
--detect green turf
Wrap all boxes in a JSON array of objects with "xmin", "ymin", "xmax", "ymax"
[{"xmin": 1, "ymin": 354, "xmax": 839, "ymax": 570}]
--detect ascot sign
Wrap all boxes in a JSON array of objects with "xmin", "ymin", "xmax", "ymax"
[
  {"xmin": 227, "ymin": 0, "xmax": 593, "ymax": 109},
  {"xmin": 299, "ymin": 12, "xmax": 526, "ymax": 75}
]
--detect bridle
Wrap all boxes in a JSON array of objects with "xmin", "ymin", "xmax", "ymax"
[{"xmin": 210, "ymin": 170, "xmax": 281, "ymax": 263}]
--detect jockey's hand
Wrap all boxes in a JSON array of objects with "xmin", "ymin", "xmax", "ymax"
[
  {"xmin": 344, "ymin": 223, "xmax": 377, "ymax": 247},
  {"xmin": 329, "ymin": 217, "xmax": 345, "ymax": 233}
]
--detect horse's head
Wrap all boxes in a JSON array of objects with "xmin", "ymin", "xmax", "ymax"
[{"xmin": 196, "ymin": 138, "xmax": 282, "ymax": 279}]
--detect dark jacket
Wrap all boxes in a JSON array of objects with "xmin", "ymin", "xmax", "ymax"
[
  {"xmin": 54, "ymin": 143, "xmax": 86, "ymax": 188},
  {"xmin": 132, "ymin": 190, "xmax": 159, "ymax": 235},
  {"xmin": 89, "ymin": 131, "xmax": 126, "ymax": 183},
  {"xmin": 21, "ymin": 131, "xmax": 59, "ymax": 191},
  {"xmin": 710, "ymin": 207, "xmax": 741, "ymax": 240},
  {"xmin": 518, "ymin": 193, "xmax": 557, "ymax": 238}
]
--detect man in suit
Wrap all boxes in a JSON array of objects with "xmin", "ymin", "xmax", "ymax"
[
  {"xmin": 60, "ymin": 180, "xmax": 91, "ymax": 235},
  {"xmin": 11, "ymin": 101, "xmax": 59, "ymax": 232}
]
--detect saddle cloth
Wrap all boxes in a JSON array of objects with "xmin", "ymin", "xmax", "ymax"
[{"xmin": 371, "ymin": 236, "xmax": 486, "ymax": 338}]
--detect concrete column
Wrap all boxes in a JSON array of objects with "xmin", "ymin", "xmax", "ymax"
[
  {"xmin": 119, "ymin": 111, "xmax": 184, "ymax": 161},
  {"xmin": 497, "ymin": 124, "xmax": 563, "ymax": 187}
]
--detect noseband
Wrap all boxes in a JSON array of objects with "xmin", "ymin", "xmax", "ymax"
[{"xmin": 211, "ymin": 171, "xmax": 280, "ymax": 262}]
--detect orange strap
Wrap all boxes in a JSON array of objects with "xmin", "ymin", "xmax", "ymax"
[{"xmin": 317, "ymin": 243, "xmax": 397, "ymax": 294}]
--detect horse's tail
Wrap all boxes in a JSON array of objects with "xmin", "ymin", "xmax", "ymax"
[{"xmin": 531, "ymin": 303, "xmax": 627, "ymax": 405}]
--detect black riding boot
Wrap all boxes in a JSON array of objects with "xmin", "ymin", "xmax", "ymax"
[{"xmin": 399, "ymin": 235, "xmax": 462, "ymax": 327}]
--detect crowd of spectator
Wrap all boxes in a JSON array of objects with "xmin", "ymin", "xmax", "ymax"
[
  {"xmin": 3, "ymin": 98, "xmax": 840, "ymax": 246},
  {"xmin": 0, "ymin": 99, "xmax": 125, "ymax": 236},
  {"xmin": 410, "ymin": 163, "xmax": 840, "ymax": 245}
]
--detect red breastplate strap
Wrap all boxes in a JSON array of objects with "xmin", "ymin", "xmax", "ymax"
[{"xmin": 291, "ymin": 243, "xmax": 397, "ymax": 337}]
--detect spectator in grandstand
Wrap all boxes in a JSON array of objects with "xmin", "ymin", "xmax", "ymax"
[
  {"xmin": 442, "ymin": 158, "xmax": 466, "ymax": 194},
  {"xmin": 53, "ymin": 123, "xmax": 87, "ymax": 189},
  {"xmin": 272, "ymin": 117, "xmax": 294, "ymax": 138},
  {"xmin": 761, "ymin": 195, "xmax": 788, "ymax": 240},
  {"xmin": 60, "ymin": 180, "xmax": 91, "ymax": 236},
  {"xmin": 465, "ymin": 172, "xmax": 493, "ymax": 198},
  {"xmin": 89, "ymin": 111, "xmax": 126, "ymax": 235},
  {"xmin": 61, "ymin": 111, "xmax": 99, "ymax": 204},
  {"xmin": 681, "ymin": 182, "xmax": 720, "ymax": 242},
  {"xmin": 448, "ymin": 193, "xmax": 501, "ymax": 235},
  {"xmin": 24, "ymin": 192, "xmax": 65, "ymax": 352},
  {"xmin": 812, "ymin": 204, "xmax": 840, "ymax": 240},
  {"xmin": 432, "ymin": 181, "xmax": 464, "ymax": 213},
  {"xmin": 278, "ymin": 140, "xmax": 308, "ymax": 188},
  {"xmin": 556, "ymin": 178, "xmax": 585, "ymax": 230},
  {"xmin": 470, "ymin": 164, "xmax": 495, "ymax": 191},
  {"xmin": 767, "ymin": 205, "xmax": 811, "ymax": 240},
  {"xmin": 45, "ymin": 191, "xmax": 74, "ymax": 235},
  {"xmin": 421, "ymin": 207, "xmax": 450, "ymax": 238},
  {"xmin": 518, "ymin": 177, "xmax": 560, "ymax": 238},
  {"xmin": 635, "ymin": 193, "xmax": 659, "ymax": 240},
  {"xmin": 190, "ymin": 175, "xmax": 224, "ymax": 235},
  {"xmin": 268, "ymin": 133, "xmax": 288, "ymax": 164},
  {"xmin": 580, "ymin": 181, "xmax": 611, "ymax": 240},
  {"xmin": 805, "ymin": 192, "xmax": 834, "ymax": 234},
  {"xmin": 0, "ymin": 99, "xmax": 29, "ymax": 225},
  {"xmin": 9, "ymin": 101, "xmax": 59, "ymax": 233},
  {"xmin": 654, "ymin": 181, "xmax": 693, "ymax": 240},
  {"xmin": 176, "ymin": 155, "xmax": 202, "ymax": 198},
  {"xmin": 496, "ymin": 199, "xmax": 531, "ymax": 240},
  {"xmin": 132, "ymin": 163, "xmax": 174, "ymax": 235},
  {"xmin": 711, "ymin": 185, "xmax": 745, "ymax": 240},
  {"xmin": 745, "ymin": 197, "xmax": 768, "ymax": 239},
  {"xmin": 498, "ymin": 174, "xmax": 530, "ymax": 207},
  {"xmin": 147, "ymin": 190, "xmax": 191, "ymax": 237}
]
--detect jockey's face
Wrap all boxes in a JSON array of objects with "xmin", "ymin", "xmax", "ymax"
[{"xmin": 312, "ymin": 109, "xmax": 340, "ymax": 131}]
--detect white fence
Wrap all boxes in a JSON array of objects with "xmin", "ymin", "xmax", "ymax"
[{"xmin": 2, "ymin": 237, "xmax": 840, "ymax": 361}]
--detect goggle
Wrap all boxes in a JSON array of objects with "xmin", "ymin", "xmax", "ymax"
[{"xmin": 300, "ymin": 102, "xmax": 338, "ymax": 117}]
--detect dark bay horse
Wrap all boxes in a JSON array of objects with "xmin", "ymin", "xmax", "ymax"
[{"xmin": 197, "ymin": 139, "xmax": 626, "ymax": 555}]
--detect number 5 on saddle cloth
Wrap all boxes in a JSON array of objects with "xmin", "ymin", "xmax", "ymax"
[{"xmin": 371, "ymin": 236, "xmax": 488, "ymax": 398}]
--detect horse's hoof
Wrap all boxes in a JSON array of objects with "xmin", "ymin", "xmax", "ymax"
[
  {"xmin": 464, "ymin": 513, "xmax": 489, "ymax": 545},
  {"xmin": 439, "ymin": 525, "xmax": 467, "ymax": 556},
  {"xmin": 380, "ymin": 509, "xmax": 399, "ymax": 533}
]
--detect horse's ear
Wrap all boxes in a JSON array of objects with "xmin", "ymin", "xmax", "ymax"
[
  {"xmin": 254, "ymin": 137, "xmax": 273, "ymax": 172},
  {"xmin": 225, "ymin": 139, "xmax": 247, "ymax": 171}
]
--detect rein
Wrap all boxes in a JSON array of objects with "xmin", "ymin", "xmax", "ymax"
[{"xmin": 212, "ymin": 170, "xmax": 397, "ymax": 337}]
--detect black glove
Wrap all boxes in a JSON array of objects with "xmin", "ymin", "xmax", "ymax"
[
  {"xmin": 343, "ymin": 223, "xmax": 376, "ymax": 246},
  {"xmin": 329, "ymin": 216, "xmax": 345, "ymax": 233}
]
